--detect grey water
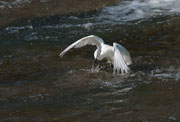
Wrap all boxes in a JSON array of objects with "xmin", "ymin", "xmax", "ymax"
[{"xmin": 0, "ymin": 0, "xmax": 180, "ymax": 121}]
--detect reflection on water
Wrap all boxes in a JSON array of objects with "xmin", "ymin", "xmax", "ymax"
[{"xmin": 0, "ymin": 0, "xmax": 180, "ymax": 121}]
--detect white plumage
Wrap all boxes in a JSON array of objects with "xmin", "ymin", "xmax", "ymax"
[{"xmin": 60, "ymin": 35, "xmax": 132, "ymax": 74}]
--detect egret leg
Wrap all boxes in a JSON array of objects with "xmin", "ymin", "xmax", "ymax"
[
  {"xmin": 92, "ymin": 59, "xmax": 98, "ymax": 69},
  {"xmin": 110, "ymin": 64, "xmax": 113, "ymax": 68}
]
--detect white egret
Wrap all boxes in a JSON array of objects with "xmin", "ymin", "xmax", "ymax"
[{"xmin": 60, "ymin": 35, "xmax": 132, "ymax": 74}]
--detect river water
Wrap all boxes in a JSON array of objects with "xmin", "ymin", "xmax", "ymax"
[{"xmin": 0, "ymin": 0, "xmax": 180, "ymax": 121}]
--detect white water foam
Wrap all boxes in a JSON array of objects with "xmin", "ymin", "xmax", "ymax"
[
  {"xmin": 151, "ymin": 66, "xmax": 180, "ymax": 81},
  {"xmin": 41, "ymin": 0, "xmax": 180, "ymax": 30},
  {"xmin": 99, "ymin": 0, "xmax": 180, "ymax": 22},
  {"xmin": 0, "ymin": 0, "xmax": 32, "ymax": 8},
  {"xmin": 5, "ymin": 25, "xmax": 33, "ymax": 34},
  {"xmin": 3, "ymin": 0, "xmax": 180, "ymax": 41}
]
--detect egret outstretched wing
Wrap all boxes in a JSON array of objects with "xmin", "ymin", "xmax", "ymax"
[
  {"xmin": 114, "ymin": 43, "xmax": 132, "ymax": 65},
  {"xmin": 113, "ymin": 43, "xmax": 130, "ymax": 74},
  {"xmin": 60, "ymin": 35, "xmax": 104, "ymax": 57}
]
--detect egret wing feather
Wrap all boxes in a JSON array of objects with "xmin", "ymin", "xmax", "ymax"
[
  {"xmin": 113, "ymin": 43, "xmax": 130, "ymax": 74},
  {"xmin": 60, "ymin": 35, "xmax": 104, "ymax": 57},
  {"xmin": 115, "ymin": 43, "xmax": 132, "ymax": 65}
]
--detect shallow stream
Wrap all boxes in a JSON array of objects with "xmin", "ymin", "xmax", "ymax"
[{"xmin": 0, "ymin": 0, "xmax": 180, "ymax": 121}]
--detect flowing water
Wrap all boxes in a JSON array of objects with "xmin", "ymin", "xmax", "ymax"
[{"xmin": 0, "ymin": 0, "xmax": 180, "ymax": 121}]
